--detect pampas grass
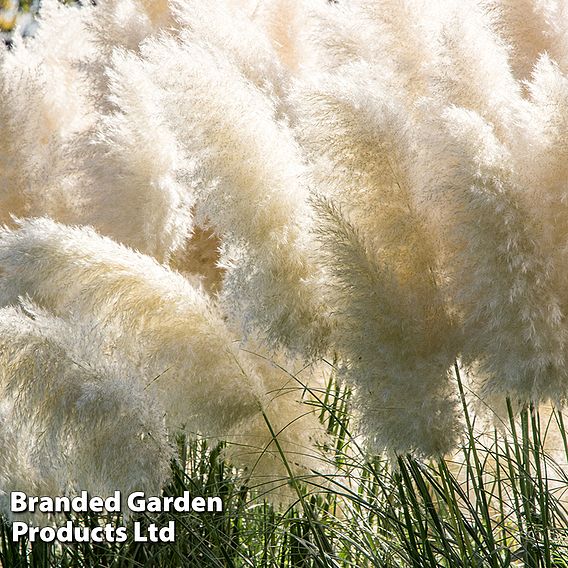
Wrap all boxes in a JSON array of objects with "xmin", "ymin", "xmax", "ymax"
[
  {"xmin": 0, "ymin": 218, "xmax": 327, "ymax": 493},
  {"xmin": 3, "ymin": 4, "xmax": 568, "ymax": 563},
  {"xmin": 0, "ymin": 304, "xmax": 171, "ymax": 515}
]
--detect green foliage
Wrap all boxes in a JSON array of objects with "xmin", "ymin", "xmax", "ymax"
[{"xmin": 2, "ymin": 365, "xmax": 568, "ymax": 567}]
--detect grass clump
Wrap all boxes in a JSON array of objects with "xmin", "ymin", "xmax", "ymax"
[{"xmin": 2, "ymin": 364, "xmax": 568, "ymax": 567}]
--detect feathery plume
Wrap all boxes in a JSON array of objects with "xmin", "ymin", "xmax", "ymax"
[
  {"xmin": 438, "ymin": 107, "xmax": 567, "ymax": 406},
  {"xmin": 492, "ymin": 0, "xmax": 556, "ymax": 80},
  {"xmin": 493, "ymin": 0, "xmax": 568, "ymax": 78},
  {"xmin": 250, "ymin": 0, "xmax": 309, "ymax": 74},
  {"xmin": 74, "ymin": 47, "xmax": 193, "ymax": 262},
  {"xmin": 171, "ymin": 0, "xmax": 289, "ymax": 107},
  {"xmin": 170, "ymin": 225, "xmax": 224, "ymax": 294},
  {"xmin": 0, "ymin": 304, "xmax": 171, "ymax": 517},
  {"xmin": 517, "ymin": 56, "xmax": 568, "ymax": 263},
  {"xmin": 0, "ymin": 0, "xmax": 93, "ymax": 225},
  {"xmin": 85, "ymin": 0, "xmax": 173, "ymax": 112},
  {"xmin": 432, "ymin": 0, "xmax": 522, "ymax": 137},
  {"xmin": 297, "ymin": 67, "xmax": 460, "ymax": 456},
  {"xmin": 0, "ymin": 218, "xmax": 328, "ymax": 486},
  {"xmin": 133, "ymin": 35, "xmax": 330, "ymax": 354}
]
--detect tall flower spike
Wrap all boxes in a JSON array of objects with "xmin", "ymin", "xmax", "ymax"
[
  {"xmin": 298, "ymin": 68, "xmax": 460, "ymax": 457},
  {"xmin": 0, "ymin": 218, "xmax": 328, "ymax": 489},
  {"xmin": 313, "ymin": 197, "xmax": 460, "ymax": 457},
  {"xmin": 0, "ymin": 398, "xmax": 52, "ymax": 518},
  {"xmin": 74, "ymin": 47, "xmax": 193, "ymax": 262},
  {"xmin": 0, "ymin": 0, "xmax": 94, "ymax": 226},
  {"xmin": 85, "ymin": 0, "xmax": 174, "ymax": 112},
  {"xmin": 135, "ymin": 36, "xmax": 330, "ymax": 355},
  {"xmin": 250, "ymin": 0, "xmax": 310, "ymax": 75},
  {"xmin": 438, "ymin": 107, "xmax": 567, "ymax": 407},
  {"xmin": 354, "ymin": 0, "xmax": 443, "ymax": 101},
  {"xmin": 517, "ymin": 56, "xmax": 568, "ymax": 269},
  {"xmin": 298, "ymin": 0, "xmax": 382, "ymax": 74}
]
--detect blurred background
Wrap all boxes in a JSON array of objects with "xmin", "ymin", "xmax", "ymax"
[
  {"xmin": 1, "ymin": 0, "xmax": 40, "ymax": 39},
  {"xmin": 0, "ymin": 0, "xmax": 87, "ymax": 42}
]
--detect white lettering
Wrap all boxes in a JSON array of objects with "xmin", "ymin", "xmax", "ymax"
[
  {"xmin": 10, "ymin": 492, "xmax": 28, "ymax": 513},
  {"xmin": 128, "ymin": 492, "xmax": 146, "ymax": 513},
  {"xmin": 12, "ymin": 522, "xmax": 28, "ymax": 541},
  {"xmin": 105, "ymin": 492, "xmax": 121, "ymax": 513},
  {"xmin": 207, "ymin": 497, "xmax": 223, "ymax": 512}
]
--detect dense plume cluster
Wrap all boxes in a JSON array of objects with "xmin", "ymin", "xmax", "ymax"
[
  {"xmin": 1, "ymin": 0, "xmax": 568, "ymax": 506},
  {"xmin": 0, "ymin": 303, "xmax": 171, "ymax": 516}
]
